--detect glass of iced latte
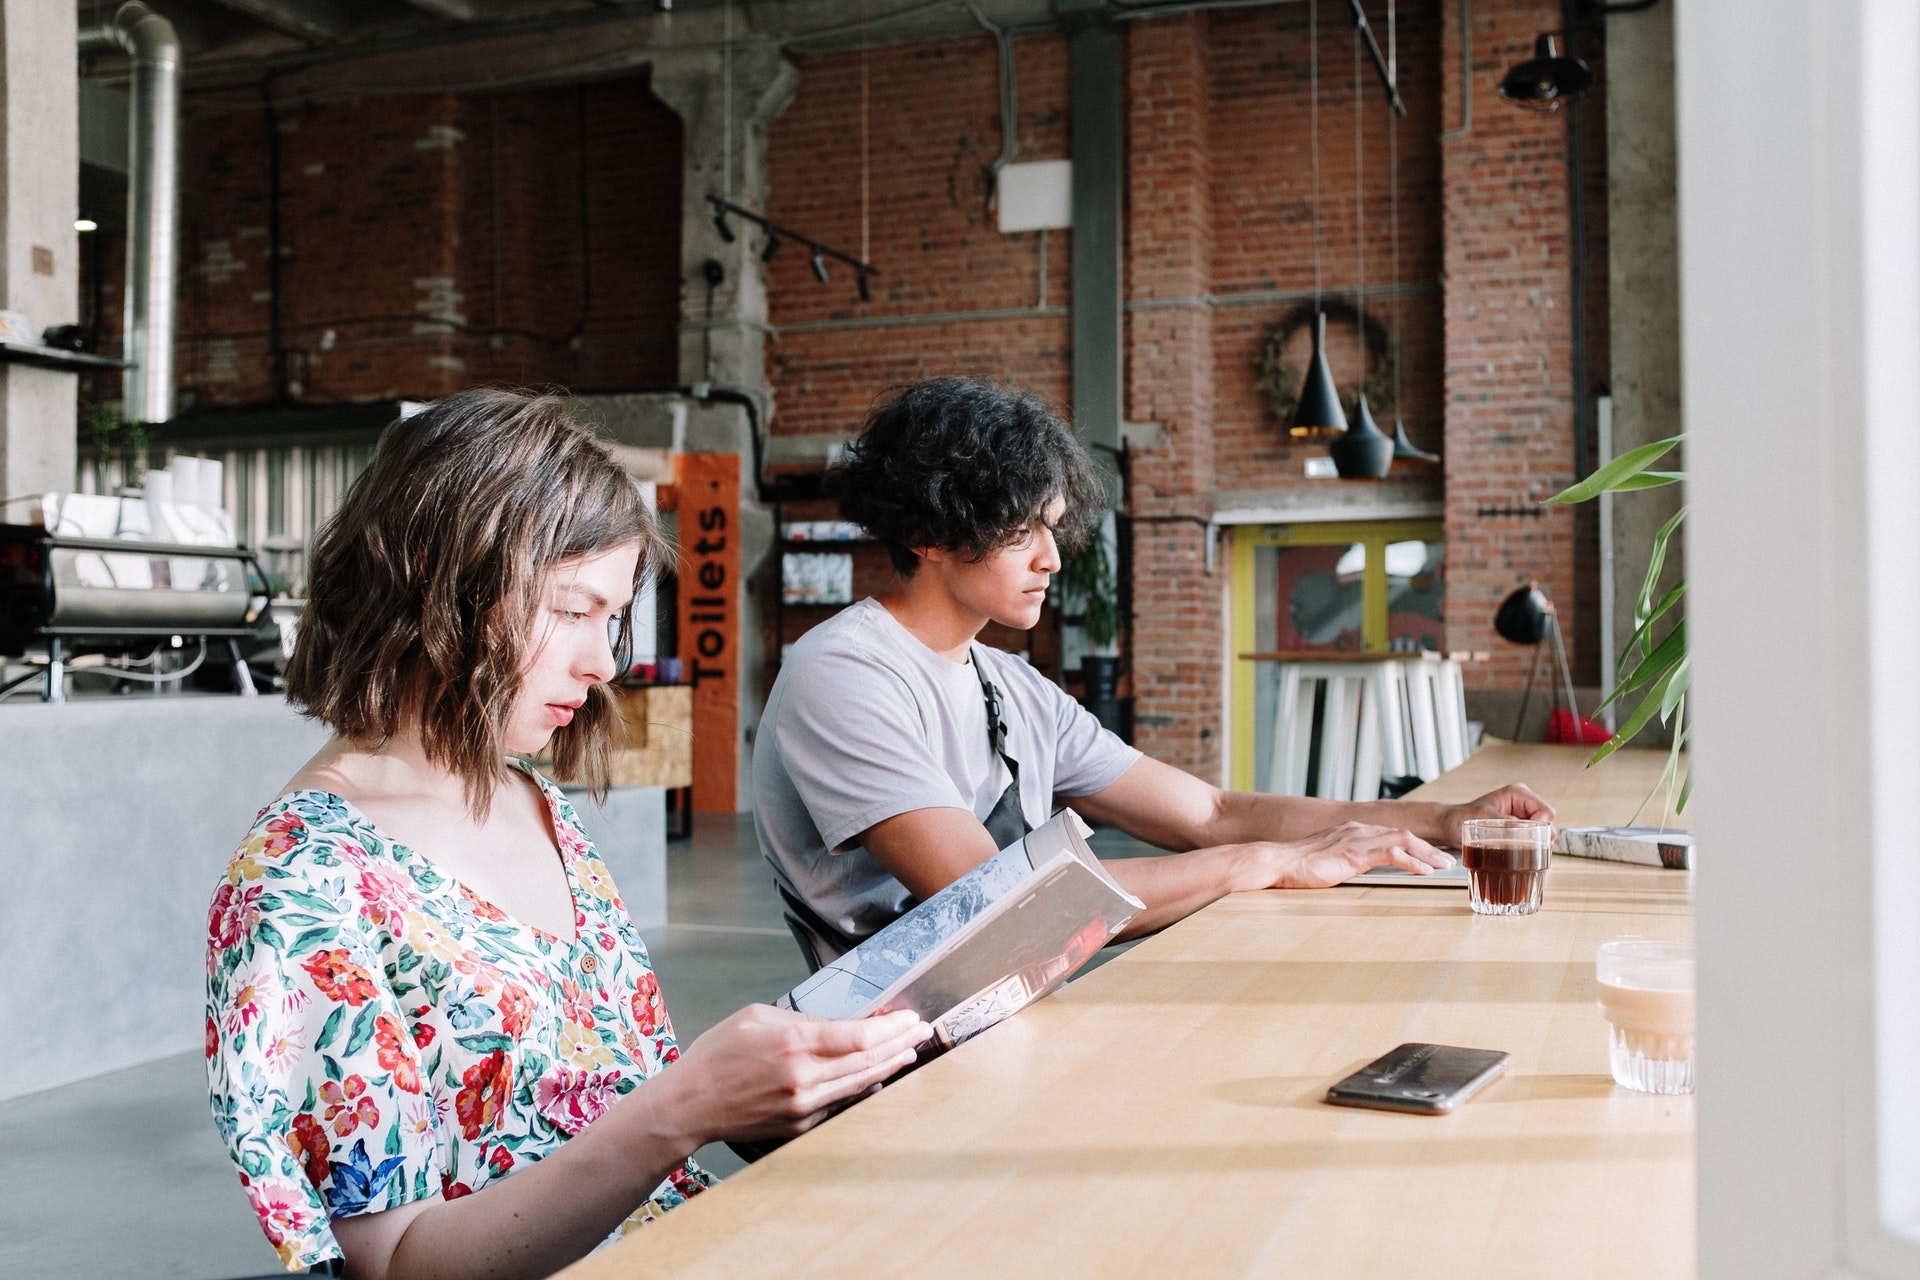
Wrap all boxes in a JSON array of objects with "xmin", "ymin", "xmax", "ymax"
[{"xmin": 1596, "ymin": 939, "xmax": 1696, "ymax": 1094}]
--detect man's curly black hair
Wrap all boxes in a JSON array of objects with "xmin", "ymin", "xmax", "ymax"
[{"xmin": 827, "ymin": 377, "xmax": 1109, "ymax": 576}]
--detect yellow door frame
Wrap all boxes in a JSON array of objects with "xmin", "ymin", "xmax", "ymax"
[{"xmin": 1228, "ymin": 519, "xmax": 1446, "ymax": 791}]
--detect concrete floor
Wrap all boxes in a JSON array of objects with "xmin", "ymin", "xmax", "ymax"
[{"xmin": 0, "ymin": 812, "xmax": 1154, "ymax": 1279}]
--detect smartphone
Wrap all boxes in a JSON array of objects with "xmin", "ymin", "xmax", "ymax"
[{"xmin": 1325, "ymin": 1042, "xmax": 1512, "ymax": 1114}]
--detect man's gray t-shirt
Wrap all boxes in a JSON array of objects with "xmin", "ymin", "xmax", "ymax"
[{"xmin": 754, "ymin": 597, "xmax": 1141, "ymax": 943}]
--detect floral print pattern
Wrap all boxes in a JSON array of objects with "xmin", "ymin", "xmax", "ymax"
[{"xmin": 206, "ymin": 762, "xmax": 710, "ymax": 1271}]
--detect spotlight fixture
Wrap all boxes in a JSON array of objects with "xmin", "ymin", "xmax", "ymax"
[
  {"xmin": 761, "ymin": 235, "xmax": 781, "ymax": 263},
  {"xmin": 856, "ymin": 270, "xmax": 871, "ymax": 303},
  {"xmin": 703, "ymin": 196, "xmax": 879, "ymax": 298},
  {"xmin": 713, "ymin": 210, "xmax": 735, "ymax": 243},
  {"xmin": 810, "ymin": 251, "xmax": 829, "ymax": 284},
  {"xmin": 1498, "ymin": 34, "xmax": 1592, "ymax": 110},
  {"xmin": 74, "ymin": 219, "xmax": 98, "ymax": 233}
]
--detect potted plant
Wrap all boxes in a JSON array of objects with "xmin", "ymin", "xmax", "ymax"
[
  {"xmin": 1059, "ymin": 518, "xmax": 1123, "ymax": 708},
  {"xmin": 1545, "ymin": 434, "xmax": 1688, "ymax": 814}
]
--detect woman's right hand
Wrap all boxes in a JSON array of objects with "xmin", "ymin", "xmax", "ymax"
[{"xmin": 661, "ymin": 1004, "xmax": 931, "ymax": 1145}]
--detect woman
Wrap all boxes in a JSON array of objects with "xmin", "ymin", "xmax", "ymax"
[{"xmin": 206, "ymin": 390, "xmax": 927, "ymax": 1279}]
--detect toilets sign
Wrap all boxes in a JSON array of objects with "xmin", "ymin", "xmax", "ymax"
[{"xmin": 675, "ymin": 452, "xmax": 739, "ymax": 813}]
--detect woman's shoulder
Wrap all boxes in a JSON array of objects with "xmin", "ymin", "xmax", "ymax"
[{"xmin": 221, "ymin": 790, "xmax": 392, "ymax": 885}]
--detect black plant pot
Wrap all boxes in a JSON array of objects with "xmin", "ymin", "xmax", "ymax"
[{"xmin": 1081, "ymin": 654, "xmax": 1121, "ymax": 701}]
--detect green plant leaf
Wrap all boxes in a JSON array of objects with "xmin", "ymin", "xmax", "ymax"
[
  {"xmin": 1637, "ymin": 505, "xmax": 1688, "ymax": 629},
  {"xmin": 1659, "ymin": 654, "xmax": 1691, "ymax": 722},
  {"xmin": 1545, "ymin": 436, "xmax": 1684, "ymax": 505},
  {"xmin": 1617, "ymin": 583, "xmax": 1687, "ymax": 680},
  {"xmin": 1588, "ymin": 664, "xmax": 1677, "ymax": 764},
  {"xmin": 1609, "ymin": 471, "xmax": 1684, "ymax": 491},
  {"xmin": 1597, "ymin": 619, "xmax": 1686, "ymax": 712}
]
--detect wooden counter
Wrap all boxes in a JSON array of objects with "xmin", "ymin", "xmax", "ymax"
[{"xmin": 561, "ymin": 744, "xmax": 1694, "ymax": 1280}]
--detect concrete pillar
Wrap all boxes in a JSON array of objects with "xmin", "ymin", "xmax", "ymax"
[
  {"xmin": 0, "ymin": 0, "xmax": 80, "ymax": 504},
  {"xmin": 1605, "ymin": 2, "xmax": 1683, "ymax": 679},
  {"xmin": 649, "ymin": 44, "xmax": 798, "ymax": 810}
]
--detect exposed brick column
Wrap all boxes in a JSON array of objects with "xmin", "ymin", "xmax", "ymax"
[
  {"xmin": 1440, "ymin": 0, "xmax": 1581, "ymax": 689},
  {"xmin": 1123, "ymin": 14, "xmax": 1221, "ymax": 780}
]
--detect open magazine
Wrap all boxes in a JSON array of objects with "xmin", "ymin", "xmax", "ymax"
[{"xmin": 778, "ymin": 810, "xmax": 1144, "ymax": 1058}]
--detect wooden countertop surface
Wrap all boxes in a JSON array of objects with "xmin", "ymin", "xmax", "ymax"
[{"xmin": 560, "ymin": 744, "xmax": 1694, "ymax": 1280}]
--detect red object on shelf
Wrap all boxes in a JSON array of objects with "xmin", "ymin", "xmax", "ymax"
[{"xmin": 1546, "ymin": 707, "xmax": 1614, "ymax": 746}]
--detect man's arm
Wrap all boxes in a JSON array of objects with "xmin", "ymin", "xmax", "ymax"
[
  {"xmin": 856, "ymin": 801, "xmax": 1455, "ymax": 940},
  {"xmin": 1067, "ymin": 756, "xmax": 1555, "ymax": 853}
]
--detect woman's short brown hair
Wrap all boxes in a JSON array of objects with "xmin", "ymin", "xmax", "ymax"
[{"xmin": 285, "ymin": 388, "xmax": 667, "ymax": 813}]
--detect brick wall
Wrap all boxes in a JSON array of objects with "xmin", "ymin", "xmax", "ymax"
[
  {"xmin": 79, "ymin": 75, "xmax": 684, "ymax": 414},
  {"xmin": 758, "ymin": 0, "xmax": 1604, "ymax": 779},
  {"xmin": 765, "ymin": 34, "xmax": 1075, "ymax": 437},
  {"xmin": 1439, "ymin": 0, "xmax": 1606, "ymax": 688}
]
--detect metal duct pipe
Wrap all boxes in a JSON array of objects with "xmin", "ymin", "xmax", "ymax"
[{"xmin": 80, "ymin": 3, "xmax": 180, "ymax": 425}]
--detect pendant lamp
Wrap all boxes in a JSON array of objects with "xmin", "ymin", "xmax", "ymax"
[
  {"xmin": 1292, "ymin": 312, "xmax": 1348, "ymax": 437},
  {"xmin": 1332, "ymin": 393, "xmax": 1394, "ymax": 478},
  {"xmin": 1291, "ymin": 0, "xmax": 1346, "ymax": 438},
  {"xmin": 1390, "ymin": 418, "xmax": 1440, "ymax": 467},
  {"xmin": 1329, "ymin": 22, "xmax": 1390, "ymax": 478},
  {"xmin": 1498, "ymin": 34, "xmax": 1592, "ymax": 110}
]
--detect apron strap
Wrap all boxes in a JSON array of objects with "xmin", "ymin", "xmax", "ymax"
[{"xmin": 972, "ymin": 647, "xmax": 1032, "ymax": 847}]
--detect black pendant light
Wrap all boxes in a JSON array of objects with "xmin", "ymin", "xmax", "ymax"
[
  {"xmin": 1390, "ymin": 419, "xmax": 1439, "ymax": 467},
  {"xmin": 1293, "ymin": 312, "xmax": 1347, "ymax": 438},
  {"xmin": 1330, "ymin": 21, "xmax": 1389, "ymax": 478},
  {"xmin": 1292, "ymin": 0, "xmax": 1346, "ymax": 438},
  {"xmin": 1498, "ymin": 34, "xmax": 1592, "ymax": 111},
  {"xmin": 1332, "ymin": 393, "xmax": 1394, "ymax": 478}
]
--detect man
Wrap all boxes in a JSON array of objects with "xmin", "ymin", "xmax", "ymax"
[{"xmin": 755, "ymin": 378, "xmax": 1552, "ymax": 963}]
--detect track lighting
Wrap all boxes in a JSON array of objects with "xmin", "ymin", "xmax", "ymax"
[
  {"xmin": 703, "ymin": 196, "xmax": 879, "ymax": 302},
  {"xmin": 811, "ymin": 251, "xmax": 829, "ymax": 283},
  {"xmin": 856, "ymin": 270, "xmax": 871, "ymax": 303},
  {"xmin": 761, "ymin": 235, "xmax": 781, "ymax": 263},
  {"xmin": 713, "ymin": 210, "xmax": 735, "ymax": 243}
]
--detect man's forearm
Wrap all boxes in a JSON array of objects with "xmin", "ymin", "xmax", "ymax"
[{"xmin": 1200, "ymin": 791, "xmax": 1457, "ymax": 848}]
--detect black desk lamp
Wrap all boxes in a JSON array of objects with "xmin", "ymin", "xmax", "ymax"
[{"xmin": 1495, "ymin": 583, "xmax": 1588, "ymax": 743}]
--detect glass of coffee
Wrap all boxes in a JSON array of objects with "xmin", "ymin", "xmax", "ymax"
[
  {"xmin": 1459, "ymin": 818, "xmax": 1552, "ymax": 916},
  {"xmin": 1596, "ymin": 939, "xmax": 1695, "ymax": 1093}
]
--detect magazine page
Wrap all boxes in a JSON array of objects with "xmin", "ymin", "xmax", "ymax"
[
  {"xmin": 871, "ymin": 856, "xmax": 1139, "ymax": 1051},
  {"xmin": 780, "ymin": 823, "xmax": 1047, "ymax": 1020}
]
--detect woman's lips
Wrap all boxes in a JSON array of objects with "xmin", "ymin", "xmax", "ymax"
[{"xmin": 547, "ymin": 702, "xmax": 580, "ymax": 726}]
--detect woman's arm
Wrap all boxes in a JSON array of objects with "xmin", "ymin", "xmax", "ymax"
[{"xmin": 331, "ymin": 1005, "xmax": 928, "ymax": 1280}]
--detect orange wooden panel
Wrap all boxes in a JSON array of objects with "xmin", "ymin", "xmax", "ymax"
[{"xmin": 675, "ymin": 453, "xmax": 739, "ymax": 813}]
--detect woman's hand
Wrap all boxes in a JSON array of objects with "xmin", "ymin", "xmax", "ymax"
[
  {"xmin": 1258, "ymin": 821, "xmax": 1457, "ymax": 889},
  {"xmin": 658, "ymin": 1004, "xmax": 932, "ymax": 1145}
]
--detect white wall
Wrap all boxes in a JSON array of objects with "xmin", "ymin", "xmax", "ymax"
[{"xmin": 1681, "ymin": 1, "xmax": 1920, "ymax": 1275}]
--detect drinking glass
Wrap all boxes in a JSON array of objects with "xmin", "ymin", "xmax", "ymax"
[
  {"xmin": 1596, "ymin": 939, "xmax": 1696, "ymax": 1094},
  {"xmin": 1460, "ymin": 818, "xmax": 1553, "ymax": 916}
]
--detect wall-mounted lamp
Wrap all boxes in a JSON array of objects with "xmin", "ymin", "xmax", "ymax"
[{"xmin": 1498, "ymin": 34, "xmax": 1593, "ymax": 110}]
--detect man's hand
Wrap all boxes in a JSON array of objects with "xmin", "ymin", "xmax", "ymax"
[
  {"xmin": 1261, "ymin": 821, "xmax": 1457, "ymax": 890},
  {"xmin": 1435, "ymin": 785, "xmax": 1557, "ymax": 847}
]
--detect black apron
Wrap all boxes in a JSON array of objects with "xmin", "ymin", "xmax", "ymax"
[
  {"xmin": 972, "ymin": 646, "xmax": 1034, "ymax": 849},
  {"xmin": 779, "ymin": 647, "xmax": 1033, "ymax": 974}
]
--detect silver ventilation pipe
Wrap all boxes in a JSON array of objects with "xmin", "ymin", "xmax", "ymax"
[{"xmin": 80, "ymin": 3, "xmax": 180, "ymax": 425}]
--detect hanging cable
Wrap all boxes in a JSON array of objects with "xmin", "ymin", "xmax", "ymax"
[
  {"xmin": 722, "ymin": 0, "xmax": 733, "ymax": 205},
  {"xmin": 1309, "ymin": 0, "xmax": 1320, "ymax": 311},
  {"xmin": 1388, "ymin": 5, "xmax": 1402, "ymax": 420},
  {"xmin": 1353, "ymin": 23, "xmax": 1365, "ymax": 353},
  {"xmin": 861, "ymin": 0, "xmax": 872, "ymax": 268}
]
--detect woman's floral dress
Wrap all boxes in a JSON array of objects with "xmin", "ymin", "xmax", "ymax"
[{"xmin": 205, "ymin": 762, "xmax": 711, "ymax": 1271}]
